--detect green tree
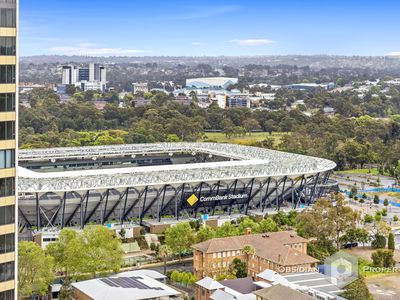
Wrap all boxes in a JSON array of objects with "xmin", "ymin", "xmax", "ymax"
[
  {"xmin": 296, "ymin": 193, "xmax": 357, "ymax": 248},
  {"xmin": 47, "ymin": 226, "xmax": 123, "ymax": 279},
  {"xmin": 272, "ymin": 211, "xmax": 290, "ymax": 227},
  {"xmin": 46, "ymin": 229, "xmax": 80, "ymax": 279},
  {"xmin": 371, "ymin": 235, "xmax": 387, "ymax": 249},
  {"xmin": 229, "ymin": 258, "xmax": 247, "ymax": 278},
  {"xmin": 388, "ymin": 233, "xmax": 395, "ymax": 250},
  {"xmin": 242, "ymin": 245, "xmax": 256, "ymax": 276},
  {"xmin": 18, "ymin": 241, "xmax": 55, "ymax": 298},
  {"xmin": 259, "ymin": 218, "xmax": 279, "ymax": 232},
  {"xmin": 196, "ymin": 226, "xmax": 216, "ymax": 243},
  {"xmin": 373, "ymin": 195, "xmax": 380, "ymax": 204},
  {"xmin": 341, "ymin": 228, "xmax": 370, "ymax": 248},
  {"xmin": 159, "ymin": 245, "xmax": 172, "ymax": 275},
  {"xmin": 384, "ymin": 199, "xmax": 389, "ymax": 207},
  {"xmin": 238, "ymin": 218, "xmax": 261, "ymax": 234},
  {"xmin": 215, "ymin": 222, "xmax": 239, "ymax": 237},
  {"xmin": 243, "ymin": 118, "xmax": 260, "ymax": 135},
  {"xmin": 59, "ymin": 278, "xmax": 74, "ymax": 300},
  {"xmin": 349, "ymin": 185, "xmax": 358, "ymax": 198},
  {"xmin": 371, "ymin": 249, "xmax": 395, "ymax": 267},
  {"xmin": 342, "ymin": 276, "xmax": 373, "ymax": 300},
  {"xmin": 77, "ymin": 226, "xmax": 124, "ymax": 277},
  {"xmin": 165, "ymin": 222, "xmax": 195, "ymax": 261}
]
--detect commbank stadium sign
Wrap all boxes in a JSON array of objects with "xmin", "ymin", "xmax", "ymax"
[{"xmin": 186, "ymin": 193, "xmax": 248, "ymax": 206}]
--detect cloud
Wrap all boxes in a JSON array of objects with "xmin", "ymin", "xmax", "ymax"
[
  {"xmin": 228, "ymin": 39, "xmax": 275, "ymax": 46},
  {"xmin": 48, "ymin": 45, "xmax": 152, "ymax": 56},
  {"xmin": 191, "ymin": 42, "xmax": 201, "ymax": 46},
  {"xmin": 386, "ymin": 52, "xmax": 400, "ymax": 56}
]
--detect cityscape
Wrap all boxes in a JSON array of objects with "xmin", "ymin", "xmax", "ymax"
[{"xmin": 3, "ymin": 0, "xmax": 400, "ymax": 299}]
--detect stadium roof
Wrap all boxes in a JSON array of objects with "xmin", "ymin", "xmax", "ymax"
[
  {"xmin": 186, "ymin": 77, "xmax": 238, "ymax": 88},
  {"xmin": 18, "ymin": 143, "xmax": 336, "ymax": 193}
]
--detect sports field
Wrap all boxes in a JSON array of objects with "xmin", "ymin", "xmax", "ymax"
[{"xmin": 200, "ymin": 131, "xmax": 289, "ymax": 146}]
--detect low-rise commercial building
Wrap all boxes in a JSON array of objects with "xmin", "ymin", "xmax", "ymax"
[
  {"xmin": 133, "ymin": 82, "xmax": 149, "ymax": 94},
  {"xmin": 72, "ymin": 270, "xmax": 182, "ymax": 300}
]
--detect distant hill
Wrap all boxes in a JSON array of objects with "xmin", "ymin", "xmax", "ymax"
[{"xmin": 20, "ymin": 54, "xmax": 400, "ymax": 70}]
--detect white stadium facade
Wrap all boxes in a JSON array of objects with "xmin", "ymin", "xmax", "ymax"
[
  {"xmin": 186, "ymin": 77, "xmax": 238, "ymax": 89},
  {"xmin": 17, "ymin": 143, "xmax": 338, "ymax": 229}
]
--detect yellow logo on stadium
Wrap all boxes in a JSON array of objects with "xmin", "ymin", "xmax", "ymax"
[{"xmin": 187, "ymin": 194, "xmax": 199, "ymax": 206}]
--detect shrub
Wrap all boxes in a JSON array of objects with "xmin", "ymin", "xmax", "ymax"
[
  {"xmin": 364, "ymin": 214, "xmax": 373, "ymax": 223},
  {"xmin": 371, "ymin": 234, "xmax": 386, "ymax": 249},
  {"xmin": 371, "ymin": 249, "xmax": 395, "ymax": 268}
]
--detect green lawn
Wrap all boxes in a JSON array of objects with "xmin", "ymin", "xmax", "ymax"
[
  {"xmin": 336, "ymin": 168, "xmax": 383, "ymax": 176},
  {"xmin": 200, "ymin": 131, "xmax": 289, "ymax": 146}
]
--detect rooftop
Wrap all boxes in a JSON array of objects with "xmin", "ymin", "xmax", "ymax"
[
  {"xmin": 254, "ymin": 284, "xmax": 314, "ymax": 300},
  {"xmin": 196, "ymin": 277, "xmax": 225, "ymax": 290},
  {"xmin": 192, "ymin": 232, "xmax": 318, "ymax": 266},
  {"xmin": 219, "ymin": 277, "xmax": 257, "ymax": 295},
  {"xmin": 71, "ymin": 271, "xmax": 180, "ymax": 300}
]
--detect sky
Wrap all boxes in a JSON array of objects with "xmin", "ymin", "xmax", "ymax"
[{"xmin": 20, "ymin": 0, "xmax": 400, "ymax": 57}]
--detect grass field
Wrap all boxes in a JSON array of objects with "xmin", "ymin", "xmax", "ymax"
[
  {"xmin": 199, "ymin": 131, "xmax": 289, "ymax": 146},
  {"xmin": 336, "ymin": 168, "xmax": 384, "ymax": 176}
]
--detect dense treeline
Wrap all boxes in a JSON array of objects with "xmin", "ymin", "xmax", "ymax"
[{"xmin": 19, "ymin": 88, "xmax": 400, "ymax": 177}]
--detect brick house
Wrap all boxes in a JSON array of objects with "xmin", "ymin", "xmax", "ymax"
[{"xmin": 192, "ymin": 231, "xmax": 318, "ymax": 279}]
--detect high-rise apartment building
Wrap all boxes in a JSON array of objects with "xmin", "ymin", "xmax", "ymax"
[
  {"xmin": 0, "ymin": 0, "xmax": 17, "ymax": 299},
  {"xmin": 61, "ymin": 65, "xmax": 77, "ymax": 85},
  {"xmin": 61, "ymin": 63, "xmax": 106, "ymax": 92}
]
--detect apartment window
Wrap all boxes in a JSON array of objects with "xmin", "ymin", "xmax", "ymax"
[
  {"xmin": 0, "ymin": 205, "xmax": 14, "ymax": 225},
  {"xmin": 0, "ymin": 177, "xmax": 14, "ymax": 197},
  {"xmin": 0, "ymin": 233, "xmax": 14, "ymax": 253},
  {"xmin": 222, "ymin": 252, "xmax": 226, "ymax": 258},
  {"xmin": 0, "ymin": 8, "xmax": 15, "ymax": 27},
  {"xmin": 0, "ymin": 289, "xmax": 14, "ymax": 300},
  {"xmin": 0, "ymin": 261, "xmax": 14, "ymax": 282},
  {"xmin": 0, "ymin": 121, "xmax": 15, "ymax": 140},
  {"xmin": 217, "ymin": 252, "xmax": 221, "ymax": 258},
  {"xmin": 0, "ymin": 149, "xmax": 14, "ymax": 168},
  {"xmin": 0, "ymin": 65, "xmax": 15, "ymax": 83},
  {"xmin": 0, "ymin": 93, "xmax": 14, "ymax": 111},
  {"xmin": 0, "ymin": 37, "xmax": 15, "ymax": 56},
  {"xmin": 213, "ymin": 253, "xmax": 216, "ymax": 259}
]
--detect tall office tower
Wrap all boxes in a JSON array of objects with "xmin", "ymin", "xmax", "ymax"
[
  {"xmin": 99, "ymin": 66, "xmax": 106, "ymax": 84},
  {"xmin": 78, "ymin": 67, "xmax": 89, "ymax": 82},
  {"xmin": 61, "ymin": 65, "xmax": 77, "ymax": 85},
  {"xmin": 0, "ymin": 0, "xmax": 17, "ymax": 299},
  {"xmin": 89, "ymin": 63, "xmax": 102, "ymax": 81}
]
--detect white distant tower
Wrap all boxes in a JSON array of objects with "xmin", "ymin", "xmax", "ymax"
[{"xmin": 62, "ymin": 65, "xmax": 77, "ymax": 85}]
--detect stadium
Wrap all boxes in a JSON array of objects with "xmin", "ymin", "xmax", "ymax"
[{"xmin": 18, "ymin": 143, "xmax": 337, "ymax": 229}]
